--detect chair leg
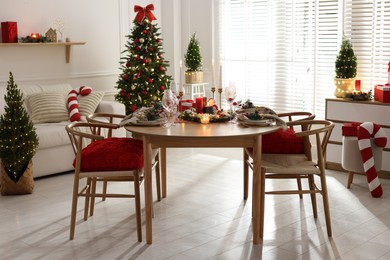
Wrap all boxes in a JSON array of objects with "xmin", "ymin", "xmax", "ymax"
[
  {"xmin": 102, "ymin": 180, "xmax": 108, "ymax": 201},
  {"xmin": 89, "ymin": 178, "xmax": 97, "ymax": 217},
  {"xmin": 308, "ymin": 175, "xmax": 318, "ymax": 218},
  {"xmin": 297, "ymin": 177, "xmax": 303, "ymax": 199},
  {"xmin": 84, "ymin": 177, "xmax": 92, "ymax": 221},
  {"xmin": 320, "ymin": 173, "xmax": 332, "ymax": 237},
  {"xmin": 134, "ymin": 171, "xmax": 142, "ymax": 242},
  {"xmin": 155, "ymin": 152, "xmax": 161, "ymax": 201},
  {"xmin": 243, "ymin": 149, "xmax": 249, "ymax": 200},
  {"xmin": 70, "ymin": 175, "xmax": 80, "ymax": 240},
  {"xmin": 347, "ymin": 172, "xmax": 354, "ymax": 189}
]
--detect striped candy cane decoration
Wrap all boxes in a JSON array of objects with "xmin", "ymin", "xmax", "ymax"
[
  {"xmin": 67, "ymin": 86, "xmax": 92, "ymax": 122},
  {"xmin": 357, "ymin": 122, "xmax": 387, "ymax": 197}
]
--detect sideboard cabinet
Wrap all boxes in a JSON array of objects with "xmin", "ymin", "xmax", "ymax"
[{"xmin": 325, "ymin": 98, "xmax": 390, "ymax": 177}]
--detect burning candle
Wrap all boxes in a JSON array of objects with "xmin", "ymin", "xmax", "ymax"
[
  {"xmin": 200, "ymin": 114, "xmax": 210, "ymax": 124},
  {"xmin": 30, "ymin": 33, "xmax": 39, "ymax": 39}
]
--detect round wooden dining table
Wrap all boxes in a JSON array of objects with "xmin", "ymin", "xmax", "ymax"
[{"xmin": 125, "ymin": 121, "xmax": 279, "ymax": 244}]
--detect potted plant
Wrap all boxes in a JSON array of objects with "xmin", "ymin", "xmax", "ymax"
[
  {"xmin": 184, "ymin": 32, "xmax": 203, "ymax": 84},
  {"xmin": 0, "ymin": 72, "xmax": 39, "ymax": 195},
  {"xmin": 334, "ymin": 37, "xmax": 357, "ymax": 97}
]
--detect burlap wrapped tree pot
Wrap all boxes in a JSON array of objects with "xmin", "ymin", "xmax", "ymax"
[
  {"xmin": 185, "ymin": 71, "xmax": 204, "ymax": 84},
  {"xmin": 1, "ymin": 161, "xmax": 34, "ymax": 195}
]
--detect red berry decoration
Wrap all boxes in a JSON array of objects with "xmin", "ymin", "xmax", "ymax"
[
  {"xmin": 134, "ymin": 38, "xmax": 139, "ymax": 43},
  {"xmin": 143, "ymin": 59, "xmax": 149, "ymax": 64},
  {"xmin": 159, "ymin": 66, "xmax": 165, "ymax": 71},
  {"xmin": 148, "ymin": 78, "xmax": 153, "ymax": 84},
  {"xmin": 149, "ymin": 47, "xmax": 154, "ymax": 52},
  {"xmin": 141, "ymin": 90, "xmax": 147, "ymax": 95},
  {"xmin": 160, "ymin": 86, "xmax": 165, "ymax": 91},
  {"xmin": 131, "ymin": 105, "xmax": 137, "ymax": 111},
  {"xmin": 157, "ymin": 39, "xmax": 161, "ymax": 43},
  {"xmin": 142, "ymin": 30, "xmax": 147, "ymax": 34},
  {"xmin": 135, "ymin": 46, "xmax": 140, "ymax": 51},
  {"xmin": 120, "ymin": 90, "xmax": 125, "ymax": 96},
  {"xmin": 137, "ymin": 71, "xmax": 141, "ymax": 78},
  {"xmin": 136, "ymin": 56, "xmax": 141, "ymax": 60},
  {"xmin": 123, "ymin": 74, "xmax": 129, "ymax": 81}
]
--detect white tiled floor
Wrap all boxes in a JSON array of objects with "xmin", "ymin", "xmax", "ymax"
[{"xmin": 1, "ymin": 148, "xmax": 390, "ymax": 260}]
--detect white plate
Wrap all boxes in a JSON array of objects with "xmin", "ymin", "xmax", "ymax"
[{"xmin": 237, "ymin": 118, "xmax": 271, "ymax": 126}]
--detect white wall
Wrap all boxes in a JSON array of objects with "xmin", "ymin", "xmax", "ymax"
[{"xmin": 0, "ymin": 0, "xmax": 213, "ymax": 96}]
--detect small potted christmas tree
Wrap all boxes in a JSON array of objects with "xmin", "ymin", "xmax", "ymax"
[
  {"xmin": 0, "ymin": 72, "xmax": 39, "ymax": 195},
  {"xmin": 184, "ymin": 32, "xmax": 203, "ymax": 84},
  {"xmin": 334, "ymin": 37, "xmax": 357, "ymax": 97}
]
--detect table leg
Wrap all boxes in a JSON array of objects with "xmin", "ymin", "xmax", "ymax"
[
  {"xmin": 143, "ymin": 136, "xmax": 153, "ymax": 244},
  {"xmin": 161, "ymin": 147, "xmax": 167, "ymax": 198},
  {"xmin": 252, "ymin": 135, "xmax": 262, "ymax": 244}
]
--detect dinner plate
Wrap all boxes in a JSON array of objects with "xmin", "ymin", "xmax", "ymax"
[{"xmin": 237, "ymin": 118, "xmax": 271, "ymax": 126}]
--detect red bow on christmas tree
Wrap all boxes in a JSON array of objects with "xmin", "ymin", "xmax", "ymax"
[{"xmin": 134, "ymin": 4, "xmax": 156, "ymax": 23}]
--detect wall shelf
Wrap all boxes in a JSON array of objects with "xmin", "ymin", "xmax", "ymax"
[{"xmin": 0, "ymin": 42, "xmax": 86, "ymax": 63}]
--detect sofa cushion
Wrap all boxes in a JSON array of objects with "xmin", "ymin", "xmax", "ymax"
[
  {"xmin": 28, "ymin": 92, "xmax": 69, "ymax": 123},
  {"xmin": 78, "ymin": 91, "xmax": 104, "ymax": 117},
  {"xmin": 34, "ymin": 122, "xmax": 71, "ymax": 149}
]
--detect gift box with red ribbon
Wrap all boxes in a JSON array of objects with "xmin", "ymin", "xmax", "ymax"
[
  {"xmin": 374, "ymin": 84, "xmax": 390, "ymax": 103},
  {"xmin": 179, "ymin": 100, "xmax": 195, "ymax": 112},
  {"xmin": 342, "ymin": 122, "xmax": 362, "ymax": 137},
  {"xmin": 1, "ymin": 22, "xmax": 18, "ymax": 43}
]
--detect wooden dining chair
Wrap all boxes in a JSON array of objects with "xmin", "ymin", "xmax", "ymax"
[
  {"xmin": 65, "ymin": 122, "xmax": 146, "ymax": 241},
  {"xmin": 245, "ymin": 120, "xmax": 334, "ymax": 238},
  {"xmin": 87, "ymin": 113, "xmax": 161, "ymax": 202},
  {"xmin": 243, "ymin": 111, "xmax": 315, "ymax": 200}
]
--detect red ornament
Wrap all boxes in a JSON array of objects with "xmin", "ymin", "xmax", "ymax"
[
  {"xmin": 134, "ymin": 38, "xmax": 139, "ymax": 43},
  {"xmin": 148, "ymin": 78, "xmax": 153, "ymax": 84},
  {"xmin": 120, "ymin": 90, "xmax": 125, "ymax": 96},
  {"xmin": 149, "ymin": 47, "xmax": 154, "ymax": 52},
  {"xmin": 137, "ymin": 71, "xmax": 141, "ymax": 78},
  {"xmin": 126, "ymin": 62, "xmax": 130, "ymax": 67},
  {"xmin": 131, "ymin": 105, "xmax": 138, "ymax": 111},
  {"xmin": 123, "ymin": 74, "xmax": 129, "ymax": 81},
  {"xmin": 127, "ymin": 93, "xmax": 131, "ymax": 97},
  {"xmin": 157, "ymin": 38, "xmax": 161, "ymax": 43},
  {"xmin": 143, "ymin": 59, "xmax": 149, "ymax": 64},
  {"xmin": 160, "ymin": 86, "xmax": 165, "ymax": 91},
  {"xmin": 142, "ymin": 30, "xmax": 147, "ymax": 34},
  {"xmin": 136, "ymin": 56, "xmax": 141, "ymax": 60},
  {"xmin": 141, "ymin": 90, "xmax": 147, "ymax": 95},
  {"xmin": 159, "ymin": 66, "xmax": 165, "ymax": 71}
]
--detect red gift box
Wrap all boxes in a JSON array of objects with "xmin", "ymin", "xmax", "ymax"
[
  {"xmin": 179, "ymin": 100, "xmax": 195, "ymax": 112},
  {"xmin": 1, "ymin": 22, "xmax": 18, "ymax": 43},
  {"xmin": 342, "ymin": 122, "xmax": 362, "ymax": 137},
  {"xmin": 374, "ymin": 84, "xmax": 390, "ymax": 103}
]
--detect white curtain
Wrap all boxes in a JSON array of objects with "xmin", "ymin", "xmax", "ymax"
[{"xmin": 217, "ymin": 0, "xmax": 390, "ymax": 118}]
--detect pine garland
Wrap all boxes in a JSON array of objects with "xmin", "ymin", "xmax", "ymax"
[{"xmin": 0, "ymin": 72, "xmax": 39, "ymax": 182}]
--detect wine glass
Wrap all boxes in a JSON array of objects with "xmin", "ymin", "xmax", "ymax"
[
  {"xmin": 161, "ymin": 89, "xmax": 179, "ymax": 128},
  {"xmin": 224, "ymin": 82, "xmax": 237, "ymax": 122}
]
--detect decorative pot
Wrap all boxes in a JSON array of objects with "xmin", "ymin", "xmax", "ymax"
[
  {"xmin": 334, "ymin": 78, "xmax": 355, "ymax": 98},
  {"xmin": 0, "ymin": 161, "xmax": 34, "ymax": 195},
  {"xmin": 185, "ymin": 71, "xmax": 204, "ymax": 84}
]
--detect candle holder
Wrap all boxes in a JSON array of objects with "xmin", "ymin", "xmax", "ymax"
[
  {"xmin": 200, "ymin": 114, "xmax": 210, "ymax": 124},
  {"xmin": 211, "ymin": 86, "xmax": 216, "ymax": 99},
  {"xmin": 218, "ymin": 87, "xmax": 223, "ymax": 110}
]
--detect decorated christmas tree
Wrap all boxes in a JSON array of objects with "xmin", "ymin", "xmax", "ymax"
[
  {"xmin": 335, "ymin": 37, "xmax": 357, "ymax": 79},
  {"xmin": 184, "ymin": 32, "xmax": 202, "ymax": 72},
  {"xmin": 115, "ymin": 4, "xmax": 172, "ymax": 114},
  {"xmin": 0, "ymin": 72, "xmax": 39, "ymax": 182}
]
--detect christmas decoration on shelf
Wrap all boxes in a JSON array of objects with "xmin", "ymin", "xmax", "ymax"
[
  {"xmin": 344, "ymin": 90, "xmax": 372, "ymax": 101},
  {"xmin": 20, "ymin": 34, "xmax": 53, "ymax": 43},
  {"xmin": 334, "ymin": 37, "xmax": 357, "ymax": 98},
  {"xmin": 0, "ymin": 72, "xmax": 39, "ymax": 195},
  {"xmin": 115, "ymin": 4, "xmax": 172, "ymax": 115},
  {"xmin": 184, "ymin": 32, "xmax": 203, "ymax": 83}
]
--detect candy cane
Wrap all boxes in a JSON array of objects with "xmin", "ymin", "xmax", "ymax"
[
  {"xmin": 357, "ymin": 122, "xmax": 387, "ymax": 197},
  {"xmin": 67, "ymin": 86, "xmax": 92, "ymax": 122}
]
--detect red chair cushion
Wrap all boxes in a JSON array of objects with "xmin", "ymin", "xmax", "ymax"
[
  {"xmin": 74, "ymin": 137, "xmax": 144, "ymax": 172},
  {"xmin": 247, "ymin": 128, "xmax": 304, "ymax": 154},
  {"xmin": 263, "ymin": 128, "xmax": 304, "ymax": 153}
]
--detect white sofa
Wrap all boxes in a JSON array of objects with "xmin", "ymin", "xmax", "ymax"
[{"xmin": 0, "ymin": 83, "xmax": 124, "ymax": 178}]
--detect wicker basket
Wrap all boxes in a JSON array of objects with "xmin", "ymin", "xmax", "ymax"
[
  {"xmin": 185, "ymin": 71, "xmax": 204, "ymax": 84},
  {"xmin": 1, "ymin": 161, "xmax": 34, "ymax": 195}
]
